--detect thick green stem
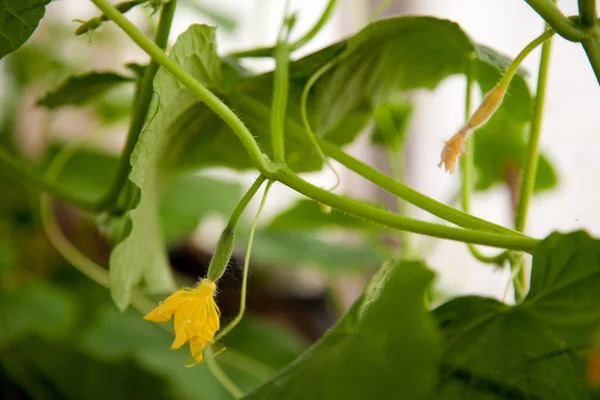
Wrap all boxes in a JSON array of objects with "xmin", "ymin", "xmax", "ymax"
[
  {"xmin": 524, "ymin": 0, "xmax": 591, "ymax": 41},
  {"xmin": 515, "ymin": 35, "xmax": 553, "ymax": 233},
  {"xmin": 582, "ymin": 37, "xmax": 600, "ymax": 84},
  {"xmin": 90, "ymin": 0, "xmax": 273, "ymax": 175},
  {"xmin": 579, "ymin": 0, "xmax": 597, "ymax": 25},
  {"xmin": 228, "ymin": 0, "xmax": 337, "ymax": 58},
  {"xmin": 99, "ymin": 0, "xmax": 177, "ymax": 212},
  {"xmin": 273, "ymin": 167, "xmax": 539, "ymax": 252}
]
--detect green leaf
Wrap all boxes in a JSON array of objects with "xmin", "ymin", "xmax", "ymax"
[
  {"xmin": 37, "ymin": 72, "xmax": 134, "ymax": 109},
  {"xmin": 472, "ymin": 45, "xmax": 558, "ymax": 193},
  {"xmin": 79, "ymin": 304, "xmax": 230, "ymax": 400},
  {"xmin": 4, "ymin": 341, "xmax": 172, "ymax": 400},
  {"xmin": 247, "ymin": 229, "xmax": 383, "ymax": 273},
  {"xmin": 0, "ymin": 281, "xmax": 76, "ymax": 348},
  {"xmin": 160, "ymin": 173, "xmax": 243, "ymax": 245},
  {"xmin": 246, "ymin": 261, "xmax": 440, "ymax": 399},
  {"xmin": 371, "ymin": 98, "xmax": 413, "ymax": 150},
  {"xmin": 0, "ymin": 0, "xmax": 52, "ymax": 59},
  {"xmin": 435, "ymin": 231, "xmax": 600, "ymax": 399},
  {"xmin": 177, "ymin": 16, "xmax": 533, "ymax": 174},
  {"xmin": 48, "ymin": 146, "xmax": 117, "ymax": 202},
  {"xmin": 81, "ymin": 304, "xmax": 307, "ymax": 398},
  {"xmin": 109, "ymin": 24, "xmax": 222, "ymax": 310},
  {"xmin": 267, "ymin": 199, "xmax": 375, "ymax": 231}
]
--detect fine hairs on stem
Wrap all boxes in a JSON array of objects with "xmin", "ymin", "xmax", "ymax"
[{"xmin": 214, "ymin": 180, "xmax": 275, "ymax": 342}]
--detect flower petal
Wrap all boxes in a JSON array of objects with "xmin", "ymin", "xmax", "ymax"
[
  {"xmin": 144, "ymin": 289, "xmax": 192, "ymax": 322},
  {"xmin": 189, "ymin": 337, "xmax": 206, "ymax": 362}
]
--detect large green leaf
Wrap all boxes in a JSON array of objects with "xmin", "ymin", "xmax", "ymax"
[
  {"xmin": 37, "ymin": 72, "xmax": 134, "ymax": 109},
  {"xmin": 434, "ymin": 231, "xmax": 600, "ymax": 399},
  {"xmin": 3, "ymin": 341, "xmax": 171, "ymax": 400},
  {"xmin": 473, "ymin": 46, "xmax": 557, "ymax": 192},
  {"xmin": 176, "ymin": 16, "xmax": 533, "ymax": 174},
  {"xmin": 246, "ymin": 228, "xmax": 383, "ymax": 273},
  {"xmin": 108, "ymin": 24, "xmax": 222, "ymax": 310},
  {"xmin": 80, "ymin": 304, "xmax": 307, "ymax": 399},
  {"xmin": 0, "ymin": 0, "xmax": 51, "ymax": 59},
  {"xmin": 246, "ymin": 261, "xmax": 440, "ymax": 399},
  {"xmin": 371, "ymin": 98, "xmax": 413, "ymax": 150},
  {"xmin": 160, "ymin": 173, "xmax": 243, "ymax": 245}
]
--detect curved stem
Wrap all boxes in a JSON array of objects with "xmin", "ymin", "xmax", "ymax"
[
  {"xmin": 524, "ymin": 0, "xmax": 591, "ymax": 42},
  {"xmin": 90, "ymin": 0, "xmax": 273, "ymax": 175},
  {"xmin": 461, "ymin": 61, "xmax": 508, "ymax": 265},
  {"xmin": 290, "ymin": 0, "xmax": 337, "ymax": 51},
  {"xmin": 318, "ymin": 139, "xmax": 523, "ymax": 237},
  {"xmin": 515, "ymin": 34, "xmax": 553, "ymax": 233},
  {"xmin": 226, "ymin": 175, "xmax": 267, "ymax": 230},
  {"xmin": 206, "ymin": 359, "xmax": 243, "ymax": 399},
  {"xmin": 274, "ymin": 168, "xmax": 540, "ymax": 252},
  {"xmin": 369, "ymin": 0, "xmax": 395, "ymax": 22},
  {"xmin": 98, "ymin": 0, "xmax": 177, "ymax": 212},
  {"xmin": 300, "ymin": 55, "xmax": 344, "ymax": 189},
  {"xmin": 499, "ymin": 29, "xmax": 554, "ymax": 90},
  {"xmin": 0, "ymin": 147, "xmax": 99, "ymax": 211},
  {"xmin": 214, "ymin": 180, "xmax": 274, "ymax": 342},
  {"xmin": 228, "ymin": 0, "xmax": 337, "ymax": 57}
]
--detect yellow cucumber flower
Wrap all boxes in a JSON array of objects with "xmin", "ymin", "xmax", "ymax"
[{"xmin": 144, "ymin": 279, "xmax": 220, "ymax": 363}]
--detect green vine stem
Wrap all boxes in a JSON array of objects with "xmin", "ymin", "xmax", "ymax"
[
  {"xmin": 515, "ymin": 34, "xmax": 554, "ymax": 233},
  {"xmin": 234, "ymin": 92, "xmax": 523, "ymax": 238},
  {"xmin": 90, "ymin": 0, "xmax": 273, "ymax": 175},
  {"xmin": 273, "ymin": 167, "xmax": 540, "ymax": 252},
  {"xmin": 0, "ymin": 1, "xmax": 177, "ymax": 214},
  {"xmin": 579, "ymin": 0, "xmax": 597, "ymax": 26},
  {"xmin": 228, "ymin": 0, "xmax": 337, "ymax": 57},
  {"xmin": 206, "ymin": 358, "xmax": 243, "ymax": 399},
  {"xmin": 214, "ymin": 180, "xmax": 274, "ymax": 342},
  {"xmin": 460, "ymin": 61, "xmax": 508, "ymax": 265},
  {"xmin": 582, "ymin": 37, "xmax": 600, "ymax": 84},
  {"xmin": 99, "ymin": 0, "xmax": 177, "ymax": 212},
  {"xmin": 498, "ymin": 29, "xmax": 555, "ymax": 90},
  {"xmin": 524, "ymin": 0, "xmax": 592, "ymax": 41},
  {"xmin": 271, "ymin": 13, "xmax": 292, "ymax": 164},
  {"xmin": 511, "ymin": 24, "xmax": 554, "ymax": 300},
  {"xmin": 206, "ymin": 175, "xmax": 266, "ymax": 282},
  {"xmin": 317, "ymin": 138, "xmax": 523, "ymax": 237},
  {"xmin": 92, "ymin": 0, "xmax": 541, "ymax": 252},
  {"xmin": 300, "ymin": 54, "xmax": 344, "ymax": 189}
]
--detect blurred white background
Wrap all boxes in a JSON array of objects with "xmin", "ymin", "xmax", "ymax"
[{"xmin": 43, "ymin": 0, "xmax": 600, "ymax": 304}]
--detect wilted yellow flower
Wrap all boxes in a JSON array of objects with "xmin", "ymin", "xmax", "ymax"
[
  {"xmin": 144, "ymin": 279, "xmax": 220, "ymax": 363},
  {"xmin": 438, "ymin": 129, "xmax": 468, "ymax": 174}
]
